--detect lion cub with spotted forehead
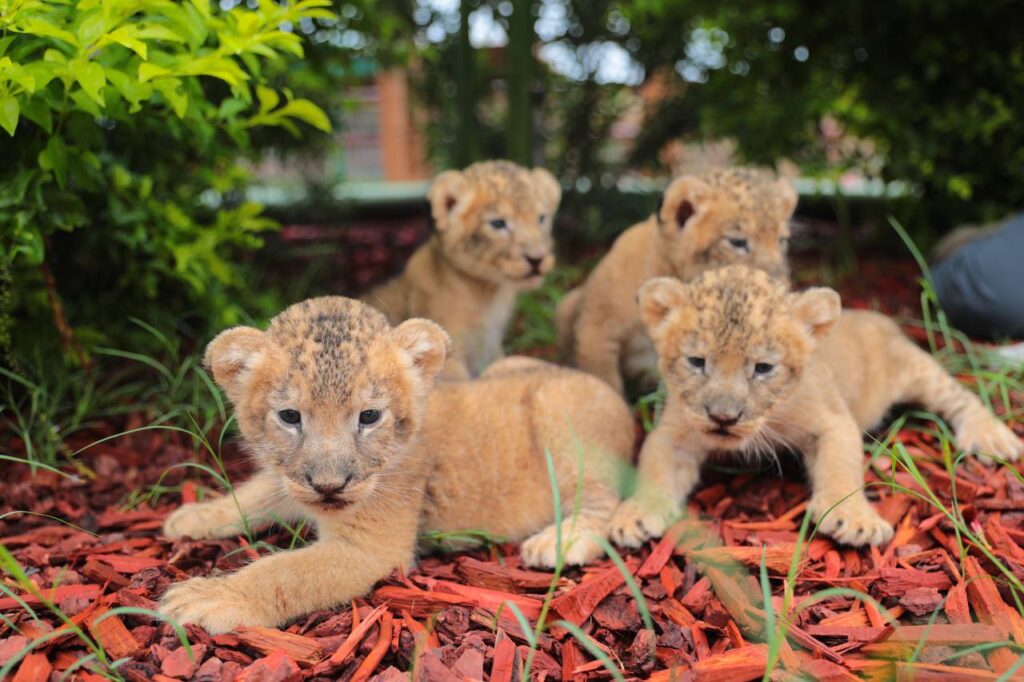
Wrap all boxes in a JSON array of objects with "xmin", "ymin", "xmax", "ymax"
[
  {"xmin": 366, "ymin": 160, "xmax": 561, "ymax": 380},
  {"xmin": 159, "ymin": 297, "xmax": 633, "ymax": 633},
  {"xmin": 556, "ymin": 168, "xmax": 796, "ymax": 394},
  {"xmin": 611, "ymin": 266, "xmax": 1021, "ymax": 548}
]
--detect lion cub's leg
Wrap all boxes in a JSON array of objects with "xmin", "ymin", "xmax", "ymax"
[
  {"xmin": 896, "ymin": 341, "xmax": 1021, "ymax": 461},
  {"xmin": 804, "ymin": 413, "xmax": 894, "ymax": 547},
  {"xmin": 163, "ymin": 471, "xmax": 299, "ymax": 540},
  {"xmin": 159, "ymin": 509, "xmax": 420, "ymax": 633},
  {"xmin": 554, "ymin": 286, "xmax": 584, "ymax": 359},
  {"xmin": 610, "ymin": 426, "xmax": 706, "ymax": 548},
  {"xmin": 573, "ymin": 315, "xmax": 626, "ymax": 393},
  {"xmin": 519, "ymin": 466, "xmax": 621, "ymax": 569},
  {"xmin": 519, "ymin": 378, "xmax": 634, "ymax": 568}
]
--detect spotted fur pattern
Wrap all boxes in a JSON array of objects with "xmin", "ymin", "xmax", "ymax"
[
  {"xmin": 556, "ymin": 167, "xmax": 797, "ymax": 394},
  {"xmin": 159, "ymin": 296, "xmax": 633, "ymax": 633},
  {"xmin": 610, "ymin": 265, "xmax": 1021, "ymax": 549},
  {"xmin": 367, "ymin": 160, "xmax": 562, "ymax": 378}
]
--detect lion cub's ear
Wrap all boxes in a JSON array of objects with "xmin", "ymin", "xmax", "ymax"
[
  {"xmin": 204, "ymin": 327, "xmax": 267, "ymax": 399},
  {"xmin": 774, "ymin": 176, "xmax": 799, "ymax": 218},
  {"xmin": 638, "ymin": 277, "xmax": 689, "ymax": 343},
  {"xmin": 391, "ymin": 319, "xmax": 452, "ymax": 384},
  {"xmin": 790, "ymin": 287, "xmax": 841, "ymax": 338},
  {"xmin": 530, "ymin": 168, "xmax": 562, "ymax": 214},
  {"xmin": 428, "ymin": 170, "xmax": 476, "ymax": 231},
  {"xmin": 659, "ymin": 175, "xmax": 710, "ymax": 233}
]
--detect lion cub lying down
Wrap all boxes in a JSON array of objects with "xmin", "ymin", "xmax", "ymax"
[
  {"xmin": 556, "ymin": 168, "xmax": 797, "ymax": 394},
  {"xmin": 366, "ymin": 160, "xmax": 561, "ymax": 380},
  {"xmin": 159, "ymin": 297, "xmax": 633, "ymax": 633},
  {"xmin": 611, "ymin": 265, "xmax": 1021, "ymax": 548}
]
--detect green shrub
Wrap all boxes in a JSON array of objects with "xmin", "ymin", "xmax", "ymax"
[{"xmin": 0, "ymin": 0, "xmax": 335, "ymax": 360}]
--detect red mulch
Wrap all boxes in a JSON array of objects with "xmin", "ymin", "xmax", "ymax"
[{"xmin": 3, "ymin": 260, "xmax": 1024, "ymax": 681}]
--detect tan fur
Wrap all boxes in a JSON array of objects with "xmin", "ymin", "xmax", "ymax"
[
  {"xmin": 610, "ymin": 266, "xmax": 1021, "ymax": 548},
  {"xmin": 556, "ymin": 168, "xmax": 797, "ymax": 393},
  {"xmin": 159, "ymin": 297, "xmax": 632, "ymax": 633},
  {"xmin": 366, "ymin": 160, "xmax": 561, "ymax": 379}
]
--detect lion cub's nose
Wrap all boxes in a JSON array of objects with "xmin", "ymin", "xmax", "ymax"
[
  {"xmin": 524, "ymin": 254, "xmax": 545, "ymax": 274},
  {"xmin": 706, "ymin": 407, "xmax": 743, "ymax": 427},
  {"xmin": 305, "ymin": 473, "xmax": 352, "ymax": 498}
]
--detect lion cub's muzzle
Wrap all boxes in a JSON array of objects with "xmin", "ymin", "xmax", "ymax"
[{"xmin": 304, "ymin": 472, "xmax": 355, "ymax": 510}]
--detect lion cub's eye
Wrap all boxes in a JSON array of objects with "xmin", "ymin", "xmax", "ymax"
[
  {"xmin": 538, "ymin": 213, "xmax": 547, "ymax": 224},
  {"xmin": 359, "ymin": 409, "xmax": 382, "ymax": 426},
  {"xmin": 687, "ymin": 357, "xmax": 706, "ymax": 370},
  {"xmin": 278, "ymin": 409, "xmax": 301, "ymax": 425},
  {"xmin": 727, "ymin": 237, "xmax": 750, "ymax": 251},
  {"xmin": 754, "ymin": 362, "xmax": 775, "ymax": 375},
  {"xmin": 489, "ymin": 218, "xmax": 509, "ymax": 230}
]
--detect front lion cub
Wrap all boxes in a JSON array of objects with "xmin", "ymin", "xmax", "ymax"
[
  {"xmin": 159, "ymin": 297, "xmax": 633, "ymax": 633},
  {"xmin": 611, "ymin": 266, "xmax": 1021, "ymax": 548},
  {"xmin": 366, "ymin": 160, "xmax": 561, "ymax": 379},
  {"xmin": 556, "ymin": 167, "xmax": 797, "ymax": 394}
]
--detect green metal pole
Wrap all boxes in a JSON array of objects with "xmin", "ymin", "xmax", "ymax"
[
  {"xmin": 456, "ymin": 0, "xmax": 478, "ymax": 166},
  {"xmin": 507, "ymin": 0, "xmax": 533, "ymax": 165}
]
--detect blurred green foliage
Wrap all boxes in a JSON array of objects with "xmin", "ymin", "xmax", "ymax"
[
  {"xmin": 616, "ymin": 0, "xmax": 1024, "ymax": 229},
  {"xmin": 0, "ymin": 0, "xmax": 336, "ymax": 360}
]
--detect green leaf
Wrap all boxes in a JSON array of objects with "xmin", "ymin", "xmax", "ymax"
[
  {"xmin": 190, "ymin": 0, "xmax": 211, "ymax": 19},
  {"xmin": 107, "ymin": 25, "xmax": 148, "ymax": 59},
  {"xmin": 106, "ymin": 70, "xmax": 153, "ymax": 111},
  {"xmin": 153, "ymin": 79, "xmax": 187, "ymax": 117},
  {"xmin": 138, "ymin": 63, "xmax": 171, "ymax": 82},
  {"xmin": 13, "ymin": 228, "xmax": 45, "ymax": 266},
  {"xmin": 21, "ymin": 62, "xmax": 60, "ymax": 91},
  {"xmin": 134, "ymin": 24, "xmax": 186, "ymax": 43},
  {"xmin": 0, "ymin": 170, "xmax": 34, "ymax": 209},
  {"xmin": 19, "ymin": 96, "xmax": 52, "ymax": 133},
  {"xmin": 0, "ymin": 96, "xmax": 19, "ymax": 136},
  {"xmin": 37, "ymin": 136, "xmax": 69, "ymax": 189},
  {"xmin": 73, "ymin": 60, "xmax": 106, "ymax": 106},
  {"xmin": 276, "ymin": 99, "xmax": 331, "ymax": 132},
  {"xmin": 256, "ymin": 85, "xmax": 279, "ymax": 114},
  {"xmin": 75, "ymin": 8, "xmax": 107, "ymax": 47},
  {"xmin": 16, "ymin": 18, "xmax": 79, "ymax": 47}
]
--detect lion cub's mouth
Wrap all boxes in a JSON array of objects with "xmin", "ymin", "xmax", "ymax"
[{"xmin": 313, "ymin": 496, "xmax": 353, "ymax": 511}]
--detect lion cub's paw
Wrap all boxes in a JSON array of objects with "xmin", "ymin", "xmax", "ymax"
[
  {"xmin": 608, "ymin": 497, "xmax": 680, "ymax": 548},
  {"xmin": 956, "ymin": 413, "xmax": 1022, "ymax": 462},
  {"xmin": 159, "ymin": 575, "xmax": 269, "ymax": 634},
  {"xmin": 520, "ymin": 523, "xmax": 604, "ymax": 569},
  {"xmin": 163, "ymin": 502, "xmax": 239, "ymax": 540},
  {"xmin": 809, "ymin": 497, "xmax": 893, "ymax": 547}
]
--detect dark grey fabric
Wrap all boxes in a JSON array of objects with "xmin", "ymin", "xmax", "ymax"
[{"xmin": 931, "ymin": 213, "xmax": 1024, "ymax": 339}]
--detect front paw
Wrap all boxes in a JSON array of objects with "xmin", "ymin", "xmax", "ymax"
[
  {"xmin": 159, "ymin": 575, "xmax": 272, "ymax": 634},
  {"xmin": 956, "ymin": 414, "xmax": 1022, "ymax": 462},
  {"xmin": 809, "ymin": 496, "xmax": 893, "ymax": 547},
  {"xmin": 163, "ymin": 501, "xmax": 238, "ymax": 540},
  {"xmin": 520, "ymin": 523, "xmax": 603, "ymax": 569},
  {"xmin": 609, "ymin": 497, "xmax": 680, "ymax": 548}
]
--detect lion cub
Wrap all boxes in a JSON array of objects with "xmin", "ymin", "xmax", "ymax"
[
  {"xmin": 611, "ymin": 266, "xmax": 1021, "ymax": 548},
  {"xmin": 365, "ymin": 160, "xmax": 561, "ymax": 380},
  {"xmin": 159, "ymin": 297, "xmax": 632, "ymax": 633},
  {"xmin": 556, "ymin": 168, "xmax": 797, "ymax": 394}
]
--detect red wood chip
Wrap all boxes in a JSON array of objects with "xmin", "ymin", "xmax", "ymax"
[
  {"xmin": 550, "ymin": 564, "xmax": 629, "ymax": 625},
  {"xmin": 12, "ymin": 652, "xmax": 52, "ymax": 682},
  {"xmin": 235, "ymin": 627, "xmax": 323, "ymax": 668},
  {"xmin": 160, "ymin": 644, "xmax": 205, "ymax": 679},
  {"xmin": 235, "ymin": 650, "xmax": 301, "ymax": 682}
]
